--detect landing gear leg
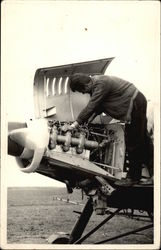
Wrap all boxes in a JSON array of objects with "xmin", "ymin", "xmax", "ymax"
[{"xmin": 68, "ymin": 197, "xmax": 93, "ymax": 244}]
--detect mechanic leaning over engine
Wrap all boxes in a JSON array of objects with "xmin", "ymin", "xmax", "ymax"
[{"xmin": 61, "ymin": 73, "xmax": 153, "ymax": 186}]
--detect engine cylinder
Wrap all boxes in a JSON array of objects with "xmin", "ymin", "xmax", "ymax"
[{"xmin": 49, "ymin": 130, "xmax": 99, "ymax": 152}]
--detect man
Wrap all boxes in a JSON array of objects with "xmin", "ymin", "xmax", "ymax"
[{"xmin": 62, "ymin": 73, "xmax": 153, "ymax": 186}]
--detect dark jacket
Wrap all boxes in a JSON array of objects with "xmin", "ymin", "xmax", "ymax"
[{"xmin": 76, "ymin": 75, "xmax": 137, "ymax": 124}]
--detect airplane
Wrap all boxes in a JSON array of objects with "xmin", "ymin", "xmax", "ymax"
[{"xmin": 8, "ymin": 58, "xmax": 153, "ymax": 244}]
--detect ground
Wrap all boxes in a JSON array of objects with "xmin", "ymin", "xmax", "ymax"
[{"xmin": 7, "ymin": 187, "xmax": 153, "ymax": 245}]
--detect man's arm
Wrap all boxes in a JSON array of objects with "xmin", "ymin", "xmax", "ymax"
[
  {"xmin": 61, "ymin": 82, "xmax": 109, "ymax": 132},
  {"xmin": 76, "ymin": 82, "xmax": 108, "ymax": 125}
]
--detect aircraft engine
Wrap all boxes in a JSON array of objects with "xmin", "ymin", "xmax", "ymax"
[
  {"xmin": 47, "ymin": 120, "xmax": 125, "ymax": 175},
  {"xmin": 8, "ymin": 118, "xmax": 125, "ymax": 181}
]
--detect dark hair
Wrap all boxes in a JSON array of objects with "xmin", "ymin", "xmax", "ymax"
[{"xmin": 69, "ymin": 73, "xmax": 91, "ymax": 92}]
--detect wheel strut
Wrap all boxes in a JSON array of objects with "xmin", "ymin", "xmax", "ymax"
[
  {"xmin": 68, "ymin": 197, "xmax": 93, "ymax": 244},
  {"xmin": 94, "ymin": 223, "xmax": 153, "ymax": 244},
  {"xmin": 74, "ymin": 208, "xmax": 121, "ymax": 244}
]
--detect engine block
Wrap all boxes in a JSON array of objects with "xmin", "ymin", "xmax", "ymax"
[{"xmin": 47, "ymin": 121, "xmax": 126, "ymax": 179}]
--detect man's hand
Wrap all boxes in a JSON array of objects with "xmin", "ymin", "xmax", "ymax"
[
  {"xmin": 60, "ymin": 124, "xmax": 74, "ymax": 132},
  {"xmin": 60, "ymin": 121, "xmax": 79, "ymax": 132}
]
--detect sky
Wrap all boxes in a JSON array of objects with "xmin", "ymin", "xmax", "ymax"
[{"xmin": 1, "ymin": 1, "xmax": 160, "ymax": 187}]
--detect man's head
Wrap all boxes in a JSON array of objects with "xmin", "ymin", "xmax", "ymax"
[{"xmin": 69, "ymin": 73, "xmax": 92, "ymax": 94}]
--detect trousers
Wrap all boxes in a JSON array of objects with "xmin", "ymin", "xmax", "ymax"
[{"xmin": 125, "ymin": 92, "xmax": 153, "ymax": 180}]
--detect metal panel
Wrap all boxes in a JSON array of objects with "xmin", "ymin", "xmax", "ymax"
[{"xmin": 34, "ymin": 58, "xmax": 114, "ymax": 120}]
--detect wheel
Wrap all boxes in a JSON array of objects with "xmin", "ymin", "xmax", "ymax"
[{"xmin": 48, "ymin": 233, "xmax": 69, "ymax": 244}]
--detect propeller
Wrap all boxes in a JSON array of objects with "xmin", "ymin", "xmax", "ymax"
[{"xmin": 8, "ymin": 119, "xmax": 50, "ymax": 173}]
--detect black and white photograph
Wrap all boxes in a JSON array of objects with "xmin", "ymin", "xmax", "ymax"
[{"xmin": 1, "ymin": 1, "xmax": 160, "ymax": 249}]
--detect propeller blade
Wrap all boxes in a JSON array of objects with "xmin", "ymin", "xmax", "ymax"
[
  {"xmin": 8, "ymin": 134, "xmax": 24, "ymax": 157},
  {"xmin": 9, "ymin": 128, "xmax": 29, "ymax": 148},
  {"xmin": 9, "ymin": 119, "xmax": 49, "ymax": 150},
  {"xmin": 8, "ymin": 122, "xmax": 27, "ymax": 157}
]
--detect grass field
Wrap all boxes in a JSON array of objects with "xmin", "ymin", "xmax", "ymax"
[{"xmin": 7, "ymin": 187, "xmax": 153, "ymax": 245}]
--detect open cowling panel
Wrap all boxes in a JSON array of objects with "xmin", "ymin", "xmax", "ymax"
[{"xmin": 33, "ymin": 58, "xmax": 114, "ymax": 121}]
